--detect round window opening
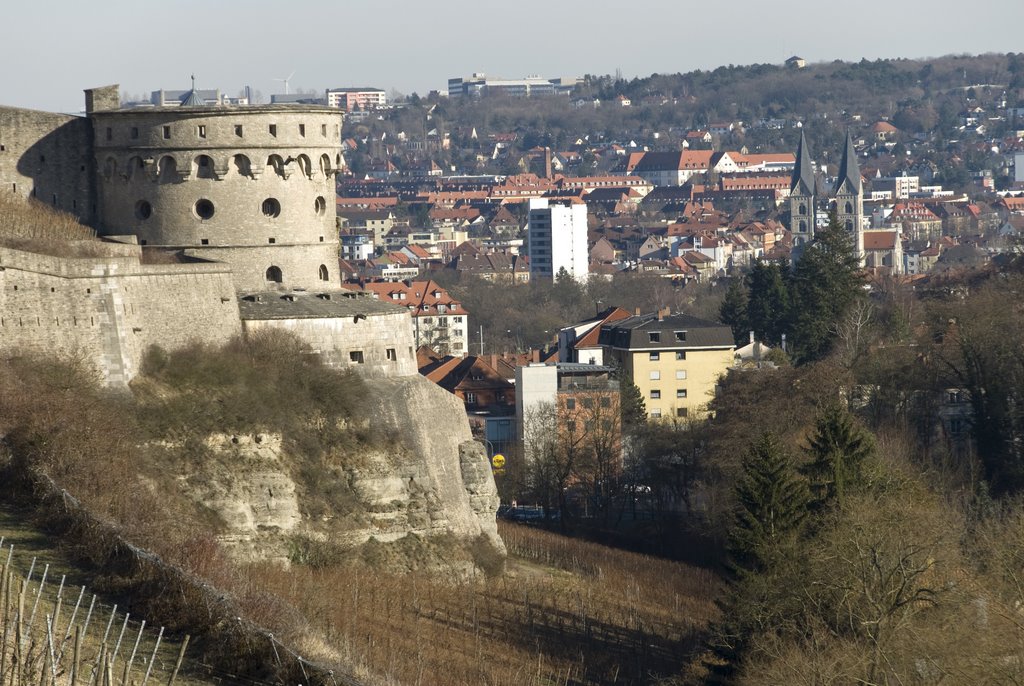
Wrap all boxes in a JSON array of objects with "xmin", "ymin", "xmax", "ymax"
[
  {"xmin": 194, "ymin": 199, "xmax": 215, "ymax": 220},
  {"xmin": 262, "ymin": 197, "xmax": 281, "ymax": 218},
  {"xmin": 314, "ymin": 196, "xmax": 327, "ymax": 216},
  {"xmin": 135, "ymin": 200, "xmax": 152, "ymax": 220}
]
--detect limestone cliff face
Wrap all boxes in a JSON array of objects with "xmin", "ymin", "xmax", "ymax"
[{"xmin": 175, "ymin": 375, "xmax": 504, "ymax": 570}]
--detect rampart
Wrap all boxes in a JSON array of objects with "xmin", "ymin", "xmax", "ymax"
[
  {"xmin": 0, "ymin": 243, "xmax": 240, "ymax": 385},
  {"xmin": 239, "ymin": 290, "xmax": 418, "ymax": 377},
  {"xmin": 0, "ymin": 106, "xmax": 95, "ymax": 222}
]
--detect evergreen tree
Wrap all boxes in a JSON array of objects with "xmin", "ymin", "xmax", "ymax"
[
  {"xmin": 719, "ymin": 280, "xmax": 749, "ymax": 346},
  {"xmin": 707, "ymin": 433, "xmax": 809, "ymax": 683},
  {"xmin": 744, "ymin": 260, "xmax": 790, "ymax": 347},
  {"xmin": 728, "ymin": 432, "xmax": 810, "ymax": 576},
  {"xmin": 801, "ymin": 404, "xmax": 875, "ymax": 509},
  {"xmin": 619, "ymin": 379, "xmax": 647, "ymax": 433},
  {"xmin": 788, "ymin": 212, "xmax": 864, "ymax": 363}
]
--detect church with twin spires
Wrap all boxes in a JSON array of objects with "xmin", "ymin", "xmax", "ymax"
[{"xmin": 788, "ymin": 130, "xmax": 865, "ymax": 263}]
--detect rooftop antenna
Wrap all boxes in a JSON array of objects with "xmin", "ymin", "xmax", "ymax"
[{"xmin": 274, "ymin": 70, "xmax": 295, "ymax": 95}]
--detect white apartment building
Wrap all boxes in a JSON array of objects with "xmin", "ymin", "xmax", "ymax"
[
  {"xmin": 872, "ymin": 173, "xmax": 920, "ymax": 199},
  {"xmin": 325, "ymin": 88, "xmax": 387, "ymax": 111},
  {"xmin": 527, "ymin": 198, "xmax": 589, "ymax": 281}
]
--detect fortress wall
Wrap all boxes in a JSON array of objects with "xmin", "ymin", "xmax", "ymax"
[
  {"xmin": 0, "ymin": 107, "xmax": 95, "ymax": 223},
  {"xmin": 0, "ymin": 246, "xmax": 240, "ymax": 385},
  {"xmin": 242, "ymin": 309, "xmax": 417, "ymax": 378},
  {"xmin": 116, "ymin": 265, "xmax": 242, "ymax": 374}
]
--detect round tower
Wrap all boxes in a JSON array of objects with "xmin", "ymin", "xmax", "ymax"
[{"xmin": 90, "ymin": 105, "xmax": 343, "ymax": 292}]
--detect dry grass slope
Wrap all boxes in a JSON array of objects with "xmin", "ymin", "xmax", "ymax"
[{"xmin": 0, "ymin": 195, "xmax": 107, "ymax": 257}]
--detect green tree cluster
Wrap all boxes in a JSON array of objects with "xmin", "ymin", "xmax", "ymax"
[{"xmin": 719, "ymin": 213, "xmax": 863, "ymax": 363}]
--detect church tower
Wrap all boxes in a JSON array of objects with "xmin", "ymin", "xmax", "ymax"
[
  {"xmin": 833, "ymin": 130, "xmax": 865, "ymax": 264},
  {"xmin": 788, "ymin": 129, "xmax": 816, "ymax": 255}
]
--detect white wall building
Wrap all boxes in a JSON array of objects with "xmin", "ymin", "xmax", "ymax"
[{"xmin": 527, "ymin": 198, "xmax": 589, "ymax": 281}]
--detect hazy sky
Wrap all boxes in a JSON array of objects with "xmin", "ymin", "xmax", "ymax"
[{"xmin": 4, "ymin": 0, "xmax": 1023, "ymax": 113}]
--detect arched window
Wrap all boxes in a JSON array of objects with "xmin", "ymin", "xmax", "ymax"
[
  {"xmin": 267, "ymin": 154, "xmax": 286, "ymax": 178},
  {"xmin": 846, "ymin": 220, "xmax": 854, "ymax": 231},
  {"xmin": 266, "ymin": 266, "xmax": 283, "ymax": 283},
  {"xmin": 295, "ymin": 154, "xmax": 312, "ymax": 179},
  {"xmin": 320, "ymin": 153, "xmax": 331, "ymax": 177},
  {"xmin": 233, "ymin": 154, "xmax": 252, "ymax": 177},
  {"xmin": 799, "ymin": 203, "xmax": 806, "ymax": 215},
  {"xmin": 845, "ymin": 201, "xmax": 853, "ymax": 214},
  {"xmin": 157, "ymin": 156, "xmax": 178, "ymax": 184},
  {"xmin": 103, "ymin": 157, "xmax": 117, "ymax": 180},
  {"xmin": 799, "ymin": 220, "xmax": 807, "ymax": 232},
  {"xmin": 194, "ymin": 154, "xmax": 215, "ymax": 179},
  {"xmin": 127, "ymin": 156, "xmax": 145, "ymax": 181},
  {"xmin": 319, "ymin": 264, "xmax": 329, "ymax": 281}
]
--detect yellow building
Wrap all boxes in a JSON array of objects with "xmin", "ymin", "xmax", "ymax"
[{"xmin": 599, "ymin": 310, "xmax": 735, "ymax": 420}]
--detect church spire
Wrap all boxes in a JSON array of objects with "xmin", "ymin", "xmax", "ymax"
[
  {"xmin": 790, "ymin": 129, "xmax": 815, "ymax": 196},
  {"xmin": 834, "ymin": 130, "xmax": 861, "ymax": 195}
]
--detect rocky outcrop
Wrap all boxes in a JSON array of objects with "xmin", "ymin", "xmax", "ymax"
[{"xmin": 175, "ymin": 375, "xmax": 505, "ymax": 570}]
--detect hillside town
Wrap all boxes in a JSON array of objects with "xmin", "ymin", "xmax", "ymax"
[{"xmin": 6, "ymin": 43, "xmax": 1024, "ymax": 685}]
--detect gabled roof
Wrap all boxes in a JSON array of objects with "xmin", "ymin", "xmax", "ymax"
[
  {"xmin": 421, "ymin": 355, "xmax": 514, "ymax": 395},
  {"xmin": 572, "ymin": 307, "xmax": 633, "ymax": 349},
  {"xmin": 790, "ymin": 130, "xmax": 816, "ymax": 196},
  {"xmin": 863, "ymin": 230, "xmax": 898, "ymax": 250},
  {"xmin": 599, "ymin": 312, "xmax": 734, "ymax": 350}
]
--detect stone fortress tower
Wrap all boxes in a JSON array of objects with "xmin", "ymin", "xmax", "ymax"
[
  {"xmin": 86, "ymin": 85, "xmax": 343, "ymax": 293},
  {"xmin": 0, "ymin": 84, "xmax": 417, "ymax": 380}
]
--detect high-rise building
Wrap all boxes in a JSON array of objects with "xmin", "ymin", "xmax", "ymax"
[{"xmin": 526, "ymin": 198, "xmax": 589, "ymax": 281}]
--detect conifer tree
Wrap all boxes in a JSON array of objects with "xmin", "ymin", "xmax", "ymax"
[
  {"xmin": 744, "ymin": 260, "xmax": 790, "ymax": 347},
  {"xmin": 788, "ymin": 212, "xmax": 864, "ymax": 363},
  {"xmin": 707, "ymin": 433, "xmax": 809, "ymax": 683},
  {"xmin": 619, "ymin": 379, "xmax": 647, "ymax": 433},
  {"xmin": 802, "ymin": 403, "xmax": 875, "ymax": 508},
  {"xmin": 728, "ymin": 432, "xmax": 810, "ymax": 576},
  {"xmin": 719, "ymin": 280, "xmax": 749, "ymax": 346}
]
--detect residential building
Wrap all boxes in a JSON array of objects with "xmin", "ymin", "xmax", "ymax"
[
  {"xmin": 325, "ymin": 87, "xmax": 387, "ymax": 111},
  {"xmin": 419, "ymin": 349, "xmax": 516, "ymax": 414},
  {"xmin": 558, "ymin": 307, "xmax": 633, "ymax": 366},
  {"xmin": 149, "ymin": 88, "xmax": 224, "ymax": 106},
  {"xmin": 343, "ymin": 279, "xmax": 470, "ymax": 355},
  {"xmin": 632, "ymin": 151, "xmax": 714, "ymax": 186},
  {"xmin": 598, "ymin": 310, "xmax": 735, "ymax": 420},
  {"xmin": 515, "ymin": 362, "xmax": 622, "ymax": 477},
  {"xmin": 527, "ymin": 198, "xmax": 589, "ymax": 281},
  {"xmin": 872, "ymin": 173, "xmax": 920, "ymax": 199},
  {"xmin": 340, "ymin": 233, "xmax": 373, "ymax": 261}
]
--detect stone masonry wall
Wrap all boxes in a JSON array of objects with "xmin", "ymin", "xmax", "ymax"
[
  {"xmin": 241, "ymin": 308, "xmax": 417, "ymax": 378},
  {"xmin": 0, "ymin": 106, "xmax": 95, "ymax": 223},
  {"xmin": 0, "ymin": 244, "xmax": 240, "ymax": 385}
]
